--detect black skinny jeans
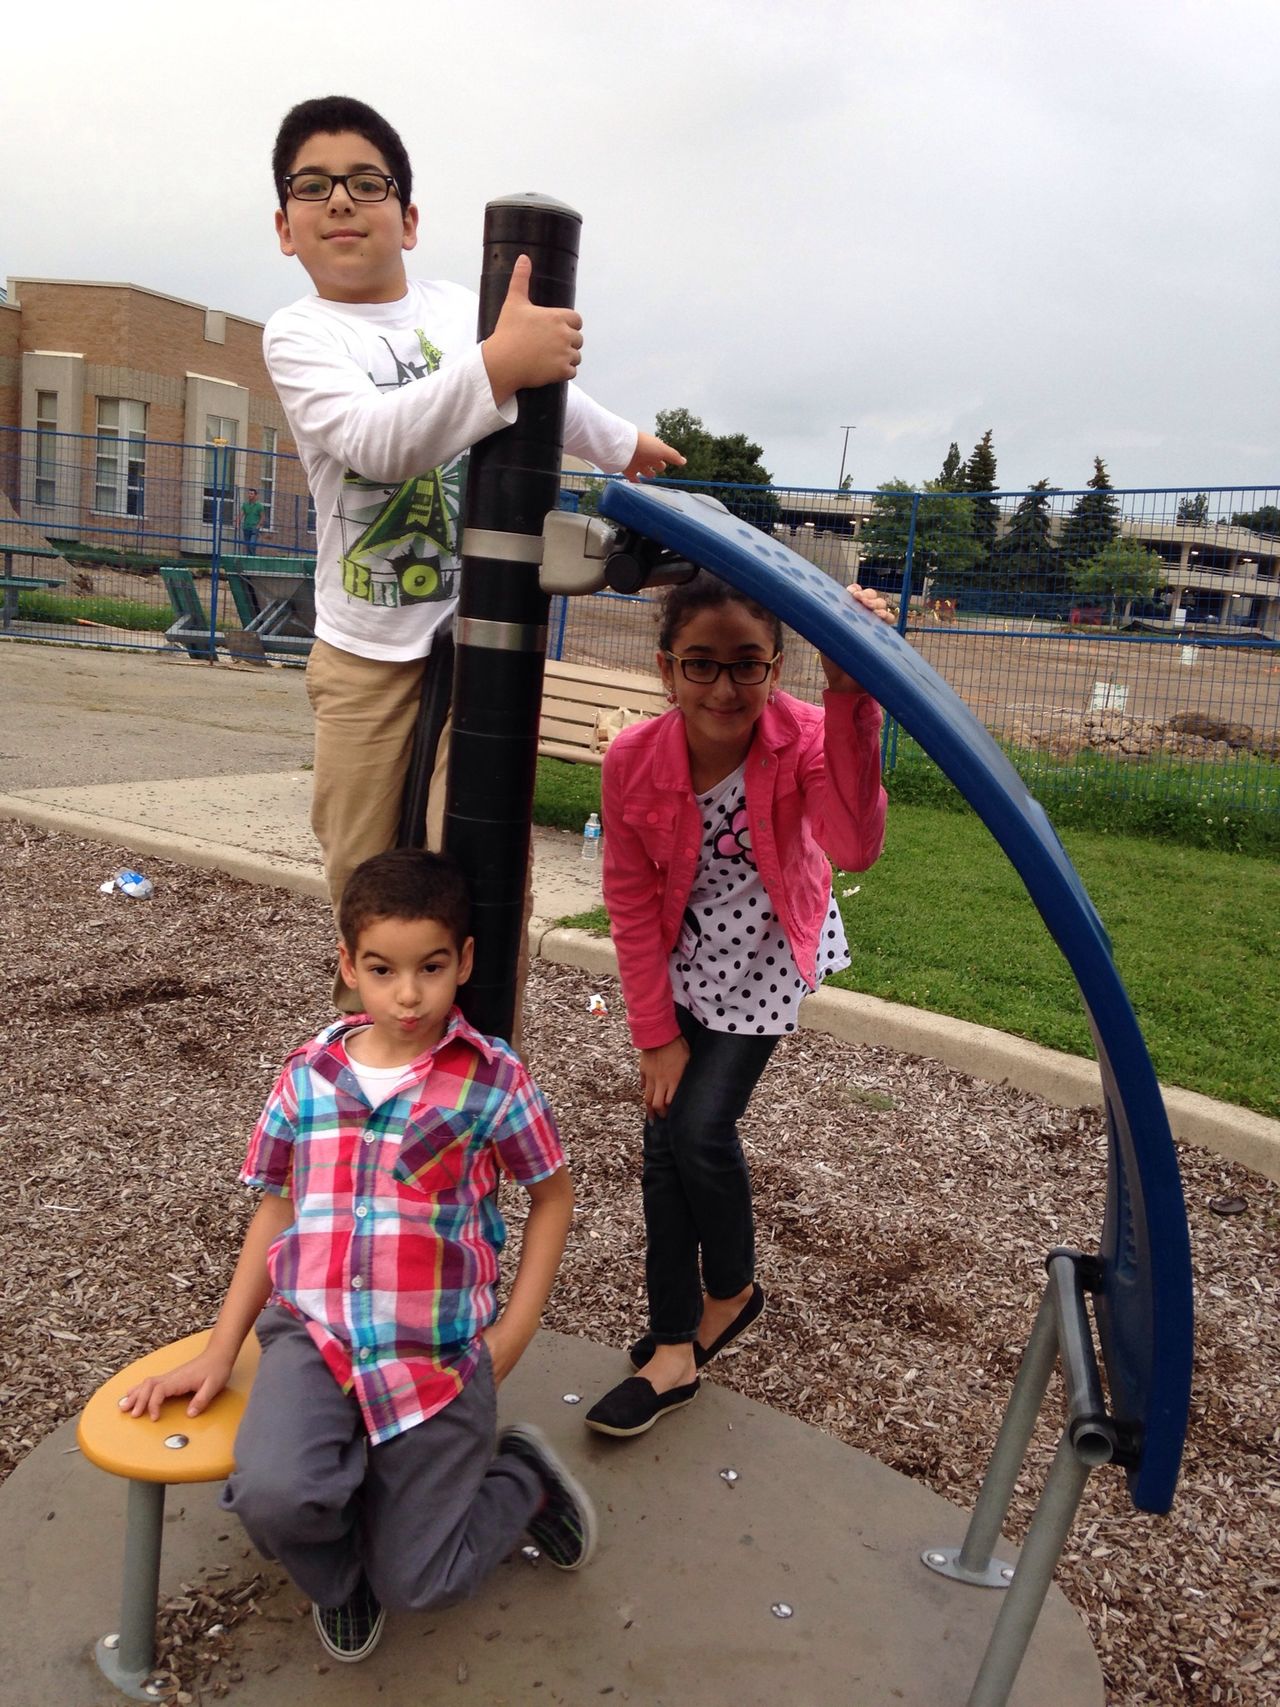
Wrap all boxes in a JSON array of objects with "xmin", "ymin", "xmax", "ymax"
[{"xmin": 642, "ymin": 1005, "xmax": 779, "ymax": 1342}]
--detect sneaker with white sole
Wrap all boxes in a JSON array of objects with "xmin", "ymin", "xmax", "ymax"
[
  {"xmin": 498, "ymin": 1422, "xmax": 598, "ymax": 1570},
  {"xmin": 312, "ymin": 1573, "xmax": 385, "ymax": 1663}
]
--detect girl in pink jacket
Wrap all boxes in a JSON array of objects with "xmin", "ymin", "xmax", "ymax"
[{"xmin": 584, "ymin": 571, "xmax": 890, "ymax": 1438}]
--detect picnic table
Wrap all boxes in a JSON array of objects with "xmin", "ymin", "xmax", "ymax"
[
  {"xmin": 223, "ymin": 556, "xmax": 316, "ymax": 657},
  {"xmin": 0, "ymin": 544, "xmax": 64, "ymax": 630}
]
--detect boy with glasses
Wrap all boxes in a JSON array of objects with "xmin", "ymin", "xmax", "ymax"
[{"xmin": 265, "ymin": 95, "xmax": 682, "ymax": 1006}]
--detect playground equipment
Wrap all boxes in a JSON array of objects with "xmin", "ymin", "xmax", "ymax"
[
  {"xmin": 426, "ymin": 191, "xmax": 1191, "ymax": 1701},
  {"xmin": 431, "ymin": 190, "xmax": 1194, "ymax": 1693},
  {"xmin": 73, "ymin": 196, "xmax": 1191, "ymax": 1704},
  {"xmin": 550, "ymin": 478, "xmax": 1195, "ymax": 1703}
]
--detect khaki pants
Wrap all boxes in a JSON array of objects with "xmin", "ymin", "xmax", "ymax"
[
  {"xmin": 306, "ymin": 638, "xmax": 529, "ymax": 1039},
  {"xmin": 307, "ymin": 640, "xmax": 450, "ymax": 1013},
  {"xmin": 306, "ymin": 639, "xmax": 450, "ymax": 913}
]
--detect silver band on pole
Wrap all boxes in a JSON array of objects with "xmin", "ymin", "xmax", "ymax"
[{"xmin": 455, "ymin": 617, "xmax": 549, "ymax": 653}]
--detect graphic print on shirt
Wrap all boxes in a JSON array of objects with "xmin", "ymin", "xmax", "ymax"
[
  {"xmin": 338, "ymin": 331, "xmax": 464, "ymax": 608},
  {"xmin": 713, "ymin": 803, "xmax": 753, "ymax": 863}
]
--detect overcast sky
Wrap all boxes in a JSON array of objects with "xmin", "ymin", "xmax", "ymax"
[{"xmin": 7, "ymin": 0, "xmax": 1278, "ymax": 496}]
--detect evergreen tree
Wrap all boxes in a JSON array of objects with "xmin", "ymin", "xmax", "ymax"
[
  {"xmin": 962, "ymin": 429, "xmax": 999, "ymax": 564},
  {"xmin": 989, "ymin": 478, "xmax": 1060, "ymax": 604},
  {"xmin": 1060, "ymin": 456, "xmax": 1121, "ymax": 567},
  {"xmin": 937, "ymin": 442, "xmax": 963, "ymax": 489}
]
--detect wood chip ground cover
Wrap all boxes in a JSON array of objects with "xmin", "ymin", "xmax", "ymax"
[{"xmin": 2, "ymin": 821, "xmax": 1276, "ymax": 1705}]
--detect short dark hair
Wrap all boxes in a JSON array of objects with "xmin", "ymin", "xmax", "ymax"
[
  {"xmin": 338, "ymin": 850, "xmax": 470, "ymax": 952},
  {"xmin": 272, "ymin": 96, "xmax": 412, "ymax": 211},
  {"xmin": 657, "ymin": 570, "xmax": 783, "ymax": 654}
]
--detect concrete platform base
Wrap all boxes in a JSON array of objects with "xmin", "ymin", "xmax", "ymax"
[{"xmin": 0, "ymin": 1332, "xmax": 1102, "ymax": 1706}]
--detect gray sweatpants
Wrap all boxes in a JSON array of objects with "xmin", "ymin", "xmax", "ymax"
[{"xmin": 221, "ymin": 1307, "xmax": 543, "ymax": 1610}]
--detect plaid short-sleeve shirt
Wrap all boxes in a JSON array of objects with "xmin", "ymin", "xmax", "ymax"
[{"xmin": 241, "ymin": 1008, "xmax": 565, "ymax": 1444}]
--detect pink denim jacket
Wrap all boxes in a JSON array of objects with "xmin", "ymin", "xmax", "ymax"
[{"xmin": 601, "ymin": 688, "xmax": 887, "ymax": 1049}]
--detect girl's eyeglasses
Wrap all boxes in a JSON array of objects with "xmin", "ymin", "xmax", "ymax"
[{"xmin": 663, "ymin": 652, "xmax": 780, "ymax": 686}]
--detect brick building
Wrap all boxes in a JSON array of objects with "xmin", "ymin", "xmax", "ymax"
[{"xmin": 0, "ymin": 278, "xmax": 313, "ymax": 556}]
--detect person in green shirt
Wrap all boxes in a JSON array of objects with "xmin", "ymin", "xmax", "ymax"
[{"xmin": 241, "ymin": 488, "xmax": 265, "ymax": 555}]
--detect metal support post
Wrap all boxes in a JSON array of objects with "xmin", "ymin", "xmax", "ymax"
[
  {"xmin": 94, "ymin": 1477, "xmax": 166, "ymax": 1700},
  {"xmin": 923, "ymin": 1288, "xmax": 1057, "ymax": 1588},
  {"xmin": 445, "ymin": 193, "xmax": 581, "ymax": 1040},
  {"xmin": 208, "ymin": 439, "xmax": 228, "ymax": 663},
  {"xmin": 965, "ymin": 1432, "xmax": 1094, "ymax": 1707}
]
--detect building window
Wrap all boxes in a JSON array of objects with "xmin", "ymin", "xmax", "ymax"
[
  {"xmin": 260, "ymin": 426, "xmax": 278, "ymax": 530},
  {"xmin": 35, "ymin": 391, "xmax": 58, "ymax": 507},
  {"xmin": 95, "ymin": 398, "xmax": 147, "ymax": 516},
  {"xmin": 203, "ymin": 415, "xmax": 239, "ymax": 526}
]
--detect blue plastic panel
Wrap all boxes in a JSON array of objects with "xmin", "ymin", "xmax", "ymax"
[{"xmin": 600, "ymin": 482, "xmax": 1193, "ymax": 1513}]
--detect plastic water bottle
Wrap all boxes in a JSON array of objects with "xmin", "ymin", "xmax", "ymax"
[
  {"xmin": 114, "ymin": 868, "xmax": 154, "ymax": 899},
  {"xmin": 581, "ymin": 811, "xmax": 602, "ymax": 861}
]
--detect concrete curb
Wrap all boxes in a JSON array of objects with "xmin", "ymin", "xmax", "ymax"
[
  {"xmin": 5, "ymin": 793, "xmax": 1277, "ymax": 1185},
  {"xmin": 0, "ymin": 794, "xmax": 329, "ymax": 902},
  {"xmin": 538, "ymin": 929, "xmax": 1280, "ymax": 1185}
]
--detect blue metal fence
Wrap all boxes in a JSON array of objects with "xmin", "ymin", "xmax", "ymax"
[{"xmin": 2, "ymin": 428, "xmax": 1276, "ymax": 815}]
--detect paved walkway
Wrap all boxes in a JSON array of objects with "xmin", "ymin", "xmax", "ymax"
[{"xmin": 6, "ymin": 1333, "xmax": 1103, "ymax": 1706}]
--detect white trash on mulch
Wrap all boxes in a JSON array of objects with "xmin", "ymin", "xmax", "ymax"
[{"xmin": 2, "ymin": 820, "xmax": 1276, "ymax": 1706}]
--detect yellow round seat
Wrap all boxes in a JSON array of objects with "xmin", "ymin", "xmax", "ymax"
[{"xmin": 77, "ymin": 1329, "xmax": 261, "ymax": 1484}]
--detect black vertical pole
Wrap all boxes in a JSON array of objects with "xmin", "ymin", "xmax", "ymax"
[{"xmin": 446, "ymin": 194, "xmax": 581, "ymax": 1040}]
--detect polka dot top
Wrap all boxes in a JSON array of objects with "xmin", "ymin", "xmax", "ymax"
[{"xmin": 668, "ymin": 763, "xmax": 849, "ymax": 1036}]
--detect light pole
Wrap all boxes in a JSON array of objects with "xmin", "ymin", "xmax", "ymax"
[{"xmin": 838, "ymin": 424, "xmax": 857, "ymax": 490}]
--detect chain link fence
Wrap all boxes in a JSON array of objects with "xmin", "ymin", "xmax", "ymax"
[{"xmin": 2, "ymin": 428, "xmax": 1276, "ymax": 816}]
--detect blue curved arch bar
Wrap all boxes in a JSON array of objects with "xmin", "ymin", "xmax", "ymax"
[{"xmin": 599, "ymin": 483, "xmax": 1193, "ymax": 1514}]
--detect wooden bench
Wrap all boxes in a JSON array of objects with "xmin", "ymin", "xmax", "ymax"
[
  {"xmin": 77, "ymin": 1329, "xmax": 260, "ymax": 1697},
  {"xmin": 539, "ymin": 659, "xmax": 667, "ymax": 764}
]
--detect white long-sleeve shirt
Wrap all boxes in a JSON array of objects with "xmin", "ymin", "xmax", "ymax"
[{"xmin": 264, "ymin": 279, "xmax": 638, "ymax": 662}]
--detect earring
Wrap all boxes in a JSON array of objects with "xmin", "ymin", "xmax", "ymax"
[
  {"xmin": 665, "ymin": 690, "xmax": 676, "ymax": 703},
  {"xmin": 767, "ymin": 691, "xmax": 777, "ymax": 704}
]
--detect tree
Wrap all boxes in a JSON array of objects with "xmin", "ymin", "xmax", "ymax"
[
  {"xmin": 1060, "ymin": 456, "xmax": 1121, "ymax": 568},
  {"xmin": 858, "ymin": 478, "xmax": 982, "ymax": 596},
  {"xmin": 937, "ymin": 442, "xmax": 963, "ymax": 489},
  {"xmin": 989, "ymin": 478, "xmax": 1061, "ymax": 605},
  {"xmin": 1176, "ymin": 492, "xmax": 1209, "ymax": 524},
  {"xmin": 962, "ymin": 429, "xmax": 999, "ymax": 563},
  {"xmin": 1071, "ymin": 537, "xmax": 1164, "ymax": 625},
  {"xmin": 654, "ymin": 407, "xmax": 712, "ymax": 475},
  {"xmin": 653, "ymin": 406, "xmax": 778, "ymax": 526},
  {"xmin": 1230, "ymin": 504, "xmax": 1280, "ymax": 536}
]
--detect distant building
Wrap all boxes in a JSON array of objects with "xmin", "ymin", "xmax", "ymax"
[{"xmin": 0, "ymin": 277, "xmax": 311, "ymax": 555}]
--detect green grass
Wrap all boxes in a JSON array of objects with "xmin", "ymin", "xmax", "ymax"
[
  {"xmin": 883, "ymin": 739, "xmax": 1280, "ymax": 857},
  {"xmin": 535, "ymin": 759, "xmax": 1279, "ymax": 1116},
  {"xmin": 17, "ymin": 590, "xmax": 172, "ymax": 632}
]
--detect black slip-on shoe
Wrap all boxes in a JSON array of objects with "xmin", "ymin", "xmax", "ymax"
[
  {"xmin": 584, "ymin": 1374, "xmax": 700, "ymax": 1437},
  {"xmin": 628, "ymin": 1283, "xmax": 766, "ymax": 1371},
  {"xmin": 312, "ymin": 1574, "xmax": 385, "ymax": 1663},
  {"xmin": 498, "ymin": 1422, "xmax": 598, "ymax": 1570}
]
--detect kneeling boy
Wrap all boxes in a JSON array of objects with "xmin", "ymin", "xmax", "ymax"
[{"xmin": 123, "ymin": 850, "xmax": 590, "ymax": 1663}]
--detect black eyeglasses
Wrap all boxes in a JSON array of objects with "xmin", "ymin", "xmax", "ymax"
[
  {"xmin": 284, "ymin": 171, "xmax": 400, "ymax": 204},
  {"xmin": 664, "ymin": 652, "xmax": 780, "ymax": 686}
]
